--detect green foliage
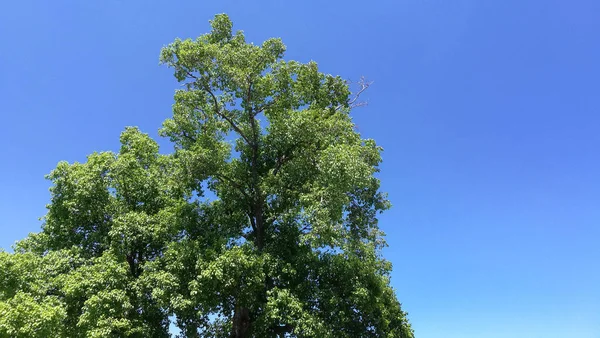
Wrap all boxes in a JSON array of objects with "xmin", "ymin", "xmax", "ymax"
[{"xmin": 0, "ymin": 14, "xmax": 413, "ymax": 337}]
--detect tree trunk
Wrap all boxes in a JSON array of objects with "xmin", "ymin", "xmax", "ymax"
[{"xmin": 230, "ymin": 306, "xmax": 251, "ymax": 338}]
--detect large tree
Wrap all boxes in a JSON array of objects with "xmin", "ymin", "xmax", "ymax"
[{"xmin": 0, "ymin": 14, "xmax": 414, "ymax": 338}]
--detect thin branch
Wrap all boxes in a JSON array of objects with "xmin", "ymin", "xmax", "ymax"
[
  {"xmin": 349, "ymin": 76, "xmax": 372, "ymax": 107},
  {"xmin": 204, "ymin": 85, "xmax": 253, "ymax": 146},
  {"xmin": 272, "ymin": 154, "xmax": 288, "ymax": 177},
  {"xmin": 271, "ymin": 324, "xmax": 294, "ymax": 335},
  {"xmin": 213, "ymin": 173, "xmax": 251, "ymax": 200},
  {"xmin": 300, "ymin": 224, "xmax": 312, "ymax": 234},
  {"xmin": 180, "ymin": 130, "xmax": 197, "ymax": 144},
  {"xmin": 255, "ymin": 97, "xmax": 278, "ymax": 114},
  {"xmin": 338, "ymin": 76, "xmax": 373, "ymax": 110},
  {"xmin": 182, "ymin": 69, "xmax": 253, "ymax": 146},
  {"xmin": 184, "ymin": 69, "xmax": 198, "ymax": 79},
  {"xmin": 272, "ymin": 143, "xmax": 299, "ymax": 176}
]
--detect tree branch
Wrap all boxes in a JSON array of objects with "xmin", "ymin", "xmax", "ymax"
[
  {"xmin": 300, "ymin": 224, "xmax": 312, "ymax": 234},
  {"xmin": 271, "ymin": 323, "xmax": 294, "ymax": 335},
  {"xmin": 204, "ymin": 85, "xmax": 253, "ymax": 146},
  {"xmin": 180, "ymin": 130, "xmax": 197, "ymax": 144},
  {"xmin": 246, "ymin": 79, "xmax": 266, "ymax": 251},
  {"xmin": 213, "ymin": 173, "xmax": 251, "ymax": 200},
  {"xmin": 247, "ymin": 211, "xmax": 257, "ymax": 233},
  {"xmin": 338, "ymin": 76, "xmax": 373, "ymax": 110},
  {"xmin": 182, "ymin": 69, "xmax": 253, "ymax": 146},
  {"xmin": 273, "ymin": 144, "xmax": 299, "ymax": 176},
  {"xmin": 255, "ymin": 97, "xmax": 278, "ymax": 114},
  {"xmin": 247, "ymin": 77, "xmax": 257, "ymax": 118}
]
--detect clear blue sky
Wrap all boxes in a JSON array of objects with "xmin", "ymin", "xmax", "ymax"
[{"xmin": 1, "ymin": 1, "xmax": 599, "ymax": 337}]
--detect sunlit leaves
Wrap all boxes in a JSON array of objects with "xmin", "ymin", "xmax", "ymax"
[{"xmin": 0, "ymin": 292, "xmax": 66, "ymax": 338}]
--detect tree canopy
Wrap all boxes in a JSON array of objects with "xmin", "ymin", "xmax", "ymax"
[{"xmin": 0, "ymin": 14, "xmax": 414, "ymax": 338}]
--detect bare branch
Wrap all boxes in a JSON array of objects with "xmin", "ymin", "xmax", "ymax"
[
  {"xmin": 338, "ymin": 76, "xmax": 373, "ymax": 110},
  {"xmin": 349, "ymin": 76, "xmax": 373, "ymax": 107}
]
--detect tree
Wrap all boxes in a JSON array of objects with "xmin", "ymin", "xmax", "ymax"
[{"xmin": 0, "ymin": 14, "xmax": 414, "ymax": 338}]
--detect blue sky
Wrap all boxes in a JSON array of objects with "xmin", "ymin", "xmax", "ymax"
[{"xmin": 1, "ymin": 1, "xmax": 599, "ymax": 337}]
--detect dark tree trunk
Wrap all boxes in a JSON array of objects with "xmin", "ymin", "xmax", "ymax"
[
  {"xmin": 230, "ymin": 306, "xmax": 251, "ymax": 338},
  {"xmin": 126, "ymin": 253, "xmax": 138, "ymax": 277}
]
